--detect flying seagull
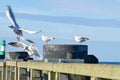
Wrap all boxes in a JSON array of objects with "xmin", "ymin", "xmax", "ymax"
[
  {"xmin": 8, "ymin": 39, "xmax": 40, "ymax": 58},
  {"xmin": 6, "ymin": 5, "xmax": 41, "ymax": 41},
  {"xmin": 74, "ymin": 36, "xmax": 89, "ymax": 44},
  {"xmin": 41, "ymin": 35, "xmax": 55, "ymax": 44}
]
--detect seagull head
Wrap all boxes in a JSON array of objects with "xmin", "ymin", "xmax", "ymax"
[
  {"xmin": 6, "ymin": 5, "xmax": 10, "ymax": 8},
  {"xmin": 52, "ymin": 37, "xmax": 55, "ymax": 40},
  {"xmin": 6, "ymin": 5, "xmax": 11, "ymax": 11}
]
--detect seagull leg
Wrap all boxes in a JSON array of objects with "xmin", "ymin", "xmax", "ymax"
[
  {"xmin": 80, "ymin": 43, "xmax": 82, "ymax": 45},
  {"xmin": 17, "ymin": 36, "xmax": 20, "ymax": 41},
  {"xmin": 24, "ymin": 55, "xmax": 30, "ymax": 60},
  {"xmin": 46, "ymin": 41, "xmax": 48, "ymax": 45}
]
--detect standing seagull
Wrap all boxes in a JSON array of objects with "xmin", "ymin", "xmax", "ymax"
[
  {"xmin": 74, "ymin": 36, "xmax": 89, "ymax": 44},
  {"xmin": 8, "ymin": 39, "xmax": 40, "ymax": 58},
  {"xmin": 41, "ymin": 35, "xmax": 55, "ymax": 44},
  {"xmin": 6, "ymin": 5, "xmax": 41, "ymax": 41}
]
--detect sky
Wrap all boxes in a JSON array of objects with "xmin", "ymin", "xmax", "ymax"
[{"xmin": 0, "ymin": 0, "xmax": 120, "ymax": 62}]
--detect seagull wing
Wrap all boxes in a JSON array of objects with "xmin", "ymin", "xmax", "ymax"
[
  {"xmin": 26, "ymin": 39, "xmax": 38, "ymax": 51},
  {"xmin": 30, "ymin": 45, "xmax": 39, "ymax": 57},
  {"xmin": 19, "ymin": 28, "xmax": 41, "ymax": 34},
  {"xmin": 8, "ymin": 42, "xmax": 27, "ymax": 49},
  {"xmin": 26, "ymin": 39, "xmax": 34, "ymax": 43},
  {"xmin": 6, "ymin": 5, "xmax": 17, "ymax": 26},
  {"xmin": 26, "ymin": 39, "xmax": 40, "ymax": 57},
  {"xmin": 34, "ymin": 52, "xmax": 40, "ymax": 57},
  {"xmin": 31, "ymin": 46, "xmax": 40, "ymax": 57},
  {"xmin": 81, "ymin": 37, "xmax": 89, "ymax": 40}
]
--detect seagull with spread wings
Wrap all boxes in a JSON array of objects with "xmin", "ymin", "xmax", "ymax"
[
  {"xmin": 6, "ymin": 5, "xmax": 41, "ymax": 41},
  {"xmin": 8, "ymin": 39, "xmax": 40, "ymax": 58}
]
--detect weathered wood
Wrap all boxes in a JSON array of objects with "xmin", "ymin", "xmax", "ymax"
[{"xmin": 0, "ymin": 61, "xmax": 120, "ymax": 80}]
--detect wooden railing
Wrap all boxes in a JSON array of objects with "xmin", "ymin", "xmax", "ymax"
[{"xmin": 0, "ymin": 60, "xmax": 120, "ymax": 80}]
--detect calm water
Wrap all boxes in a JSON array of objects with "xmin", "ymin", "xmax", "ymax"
[{"xmin": 99, "ymin": 62, "xmax": 120, "ymax": 65}]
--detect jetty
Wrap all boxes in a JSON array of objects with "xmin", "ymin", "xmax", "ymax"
[
  {"xmin": 0, "ymin": 61, "xmax": 119, "ymax": 80},
  {"xmin": 0, "ymin": 40, "xmax": 119, "ymax": 80}
]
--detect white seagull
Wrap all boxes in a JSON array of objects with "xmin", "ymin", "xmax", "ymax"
[
  {"xmin": 74, "ymin": 36, "xmax": 89, "ymax": 44},
  {"xmin": 6, "ymin": 5, "xmax": 41, "ymax": 41},
  {"xmin": 8, "ymin": 39, "xmax": 40, "ymax": 58},
  {"xmin": 41, "ymin": 35, "xmax": 55, "ymax": 44}
]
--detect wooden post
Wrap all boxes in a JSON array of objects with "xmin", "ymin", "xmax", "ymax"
[
  {"xmin": 30, "ymin": 69, "xmax": 32, "ymax": 80},
  {"xmin": 55, "ymin": 72, "xmax": 59, "ymax": 80},
  {"xmin": 48, "ymin": 71, "xmax": 51, "ymax": 80},
  {"xmin": 27, "ymin": 68, "xmax": 30, "ymax": 80},
  {"xmin": 14, "ymin": 66, "xmax": 17, "ymax": 80},
  {"xmin": 48, "ymin": 71, "xmax": 55, "ymax": 80},
  {"xmin": 6, "ymin": 66, "xmax": 8, "ymax": 80},
  {"xmin": 48, "ymin": 71, "xmax": 59, "ymax": 80},
  {"xmin": 17, "ymin": 67, "xmax": 20, "ymax": 80},
  {"xmin": 1, "ymin": 66, "xmax": 4, "ymax": 80},
  {"xmin": 9, "ymin": 66, "xmax": 11, "ymax": 80},
  {"xmin": 91, "ymin": 76, "xmax": 96, "ymax": 80}
]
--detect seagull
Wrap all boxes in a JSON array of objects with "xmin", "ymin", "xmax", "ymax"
[
  {"xmin": 74, "ymin": 36, "xmax": 89, "ymax": 44},
  {"xmin": 41, "ymin": 35, "xmax": 55, "ymax": 44},
  {"xmin": 6, "ymin": 5, "xmax": 41, "ymax": 41},
  {"xmin": 8, "ymin": 39, "xmax": 40, "ymax": 59}
]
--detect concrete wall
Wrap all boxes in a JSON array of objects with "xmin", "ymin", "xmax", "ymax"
[{"xmin": 43, "ymin": 44, "xmax": 88, "ymax": 59}]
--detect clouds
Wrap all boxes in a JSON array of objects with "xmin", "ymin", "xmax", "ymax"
[
  {"xmin": 1, "ymin": 0, "xmax": 120, "ymax": 17},
  {"xmin": 1, "ymin": 11, "xmax": 120, "ymax": 28},
  {"xmin": 45, "ymin": 0, "xmax": 120, "ymax": 16},
  {"xmin": 2, "ymin": 0, "xmax": 120, "ymax": 19},
  {"xmin": 1, "ymin": 0, "xmax": 120, "ymax": 28},
  {"xmin": 2, "ymin": 0, "xmax": 120, "ymax": 18},
  {"xmin": 14, "ymin": 13, "xmax": 120, "ymax": 28}
]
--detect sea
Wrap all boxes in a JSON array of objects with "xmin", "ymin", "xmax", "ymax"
[{"xmin": 99, "ymin": 62, "xmax": 120, "ymax": 65}]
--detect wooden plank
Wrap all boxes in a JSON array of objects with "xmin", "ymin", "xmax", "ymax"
[{"xmin": 4, "ymin": 61, "xmax": 120, "ymax": 80}]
